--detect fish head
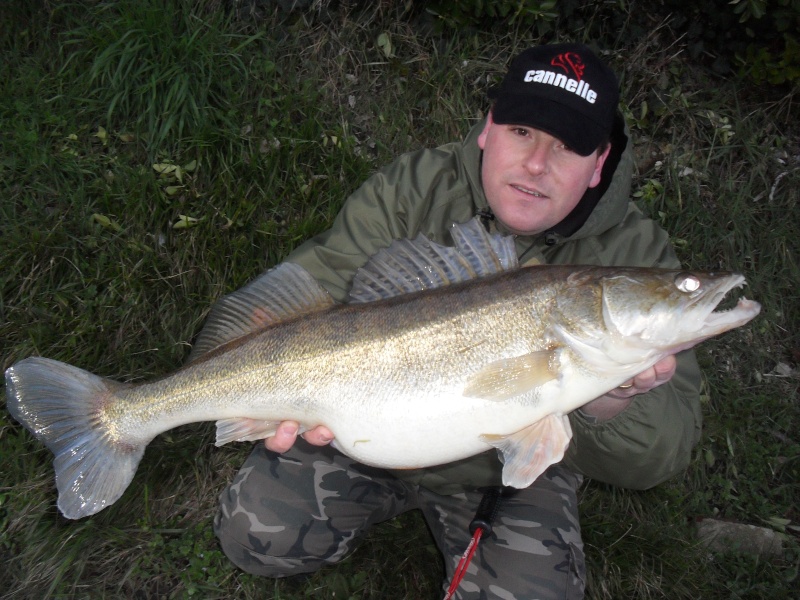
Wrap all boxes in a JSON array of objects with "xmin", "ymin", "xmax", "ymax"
[{"xmin": 552, "ymin": 268, "xmax": 761, "ymax": 369}]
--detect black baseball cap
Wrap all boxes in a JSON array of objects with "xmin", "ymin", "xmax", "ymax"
[{"xmin": 490, "ymin": 43, "xmax": 619, "ymax": 156}]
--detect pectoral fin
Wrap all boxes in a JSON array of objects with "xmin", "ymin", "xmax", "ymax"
[
  {"xmin": 482, "ymin": 413, "xmax": 573, "ymax": 488},
  {"xmin": 464, "ymin": 350, "xmax": 558, "ymax": 401},
  {"xmin": 215, "ymin": 418, "xmax": 281, "ymax": 446}
]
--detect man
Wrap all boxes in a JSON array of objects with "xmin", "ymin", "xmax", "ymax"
[{"xmin": 212, "ymin": 43, "xmax": 702, "ymax": 598}]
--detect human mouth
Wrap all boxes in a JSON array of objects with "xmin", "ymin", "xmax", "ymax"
[{"xmin": 511, "ymin": 185, "xmax": 547, "ymax": 198}]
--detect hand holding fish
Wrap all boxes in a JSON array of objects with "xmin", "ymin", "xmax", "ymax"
[
  {"xmin": 265, "ymin": 422, "xmax": 334, "ymax": 453},
  {"xmin": 611, "ymin": 355, "xmax": 678, "ymax": 398},
  {"xmin": 580, "ymin": 355, "xmax": 678, "ymax": 421}
]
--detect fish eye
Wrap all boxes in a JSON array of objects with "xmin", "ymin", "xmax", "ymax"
[{"xmin": 675, "ymin": 273, "xmax": 701, "ymax": 293}]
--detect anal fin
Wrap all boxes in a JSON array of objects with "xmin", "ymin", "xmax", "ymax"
[
  {"xmin": 215, "ymin": 418, "xmax": 282, "ymax": 447},
  {"xmin": 481, "ymin": 413, "xmax": 573, "ymax": 488}
]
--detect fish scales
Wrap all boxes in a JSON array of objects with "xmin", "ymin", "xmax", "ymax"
[{"xmin": 111, "ymin": 268, "xmax": 558, "ymax": 447}]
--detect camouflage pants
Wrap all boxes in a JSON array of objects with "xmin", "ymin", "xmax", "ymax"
[{"xmin": 214, "ymin": 442, "xmax": 585, "ymax": 599}]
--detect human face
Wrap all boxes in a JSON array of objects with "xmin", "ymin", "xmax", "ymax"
[{"xmin": 477, "ymin": 111, "xmax": 611, "ymax": 236}]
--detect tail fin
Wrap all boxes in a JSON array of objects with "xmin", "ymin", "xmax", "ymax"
[{"xmin": 5, "ymin": 357, "xmax": 144, "ymax": 519}]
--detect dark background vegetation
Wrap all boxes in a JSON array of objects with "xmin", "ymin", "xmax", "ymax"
[{"xmin": 1, "ymin": 0, "xmax": 798, "ymax": 598}]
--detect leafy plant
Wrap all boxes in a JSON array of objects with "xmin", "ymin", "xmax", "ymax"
[{"xmin": 60, "ymin": 0, "xmax": 263, "ymax": 152}]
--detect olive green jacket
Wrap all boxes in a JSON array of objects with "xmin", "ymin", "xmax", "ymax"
[{"xmin": 284, "ymin": 118, "xmax": 703, "ymax": 494}]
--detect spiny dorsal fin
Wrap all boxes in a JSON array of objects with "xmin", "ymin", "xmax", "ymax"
[
  {"xmin": 349, "ymin": 216, "xmax": 518, "ymax": 303},
  {"xmin": 450, "ymin": 216, "xmax": 518, "ymax": 275},
  {"xmin": 188, "ymin": 262, "xmax": 335, "ymax": 363}
]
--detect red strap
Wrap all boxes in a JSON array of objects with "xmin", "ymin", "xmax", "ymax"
[{"xmin": 443, "ymin": 526, "xmax": 484, "ymax": 600}]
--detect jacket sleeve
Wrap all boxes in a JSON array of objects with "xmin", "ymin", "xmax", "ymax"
[{"xmin": 559, "ymin": 205, "xmax": 704, "ymax": 489}]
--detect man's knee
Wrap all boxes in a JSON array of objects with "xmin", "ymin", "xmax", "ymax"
[
  {"xmin": 212, "ymin": 455, "xmax": 327, "ymax": 578},
  {"xmin": 213, "ymin": 442, "xmax": 411, "ymax": 578},
  {"xmin": 213, "ymin": 477, "xmax": 353, "ymax": 578},
  {"xmin": 214, "ymin": 508, "xmax": 326, "ymax": 577}
]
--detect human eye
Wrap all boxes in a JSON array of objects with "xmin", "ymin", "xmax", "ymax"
[{"xmin": 556, "ymin": 141, "xmax": 577, "ymax": 154}]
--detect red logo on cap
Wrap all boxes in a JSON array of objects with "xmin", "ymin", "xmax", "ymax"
[{"xmin": 551, "ymin": 53, "xmax": 585, "ymax": 81}]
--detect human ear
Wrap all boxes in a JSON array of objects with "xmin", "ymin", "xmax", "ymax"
[
  {"xmin": 477, "ymin": 110, "xmax": 495, "ymax": 150},
  {"xmin": 588, "ymin": 144, "xmax": 612, "ymax": 188}
]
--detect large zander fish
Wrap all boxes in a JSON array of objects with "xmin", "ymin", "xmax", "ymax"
[{"xmin": 6, "ymin": 218, "xmax": 760, "ymax": 520}]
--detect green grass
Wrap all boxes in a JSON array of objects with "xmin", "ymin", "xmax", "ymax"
[{"xmin": 1, "ymin": 2, "xmax": 798, "ymax": 598}]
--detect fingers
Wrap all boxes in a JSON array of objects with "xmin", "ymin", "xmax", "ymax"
[
  {"xmin": 653, "ymin": 354, "xmax": 677, "ymax": 382},
  {"xmin": 264, "ymin": 420, "xmax": 300, "ymax": 453},
  {"xmin": 263, "ymin": 421, "xmax": 334, "ymax": 453},
  {"xmin": 304, "ymin": 425, "xmax": 334, "ymax": 446},
  {"xmin": 636, "ymin": 354, "xmax": 676, "ymax": 390},
  {"xmin": 609, "ymin": 355, "xmax": 678, "ymax": 399}
]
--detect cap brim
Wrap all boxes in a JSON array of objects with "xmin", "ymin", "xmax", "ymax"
[{"xmin": 491, "ymin": 94, "xmax": 605, "ymax": 156}]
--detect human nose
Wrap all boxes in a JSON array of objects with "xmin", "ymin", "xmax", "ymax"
[{"xmin": 522, "ymin": 140, "xmax": 550, "ymax": 176}]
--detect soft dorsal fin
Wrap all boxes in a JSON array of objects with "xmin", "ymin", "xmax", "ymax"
[
  {"xmin": 188, "ymin": 262, "xmax": 335, "ymax": 363},
  {"xmin": 349, "ymin": 216, "xmax": 518, "ymax": 303}
]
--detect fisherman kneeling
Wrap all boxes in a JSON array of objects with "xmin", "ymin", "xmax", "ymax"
[{"xmin": 212, "ymin": 43, "xmax": 701, "ymax": 599}]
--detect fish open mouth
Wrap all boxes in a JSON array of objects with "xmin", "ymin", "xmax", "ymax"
[
  {"xmin": 691, "ymin": 274, "xmax": 761, "ymax": 335},
  {"xmin": 705, "ymin": 296, "xmax": 761, "ymax": 330}
]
